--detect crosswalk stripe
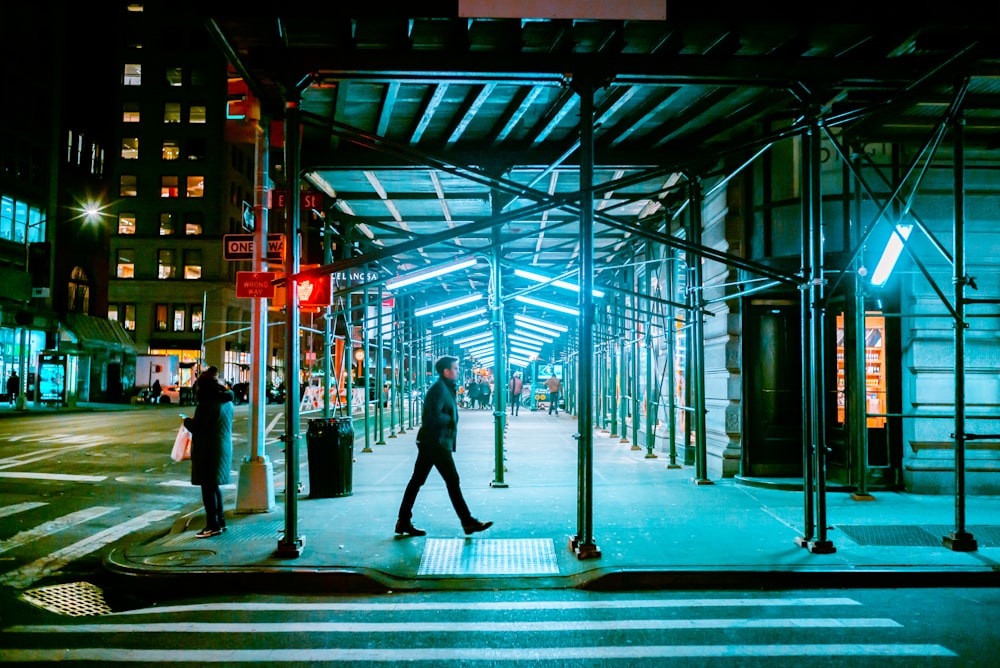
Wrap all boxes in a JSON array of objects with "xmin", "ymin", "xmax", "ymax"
[
  {"xmin": 5, "ymin": 618, "xmax": 904, "ymax": 634},
  {"xmin": 0, "ymin": 472, "xmax": 106, "ymax": 482},
  {"xmin": 0, "ymin": 501, "xmax": 47, "ymax": 519},
  {"xmin": 0, "ymin": 509, "xmax": 178, "ymax": 589},
  {"xmin": 0, "ymin": 644, "xmax": 958, "ymax": 662},
  {"xmin": 0, "ymin": 507, "xmax": 116, "ymax": 555},
  {"xmin": 112, "ymin": 597, "xmax": 863, "ymax": 615}
]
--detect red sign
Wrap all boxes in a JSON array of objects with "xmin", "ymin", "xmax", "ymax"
[
  {"xmin": 269, "ymin": 190, "xmax": 323, "ymax": 211},
  {"xmin": 236, "ymin": 271, "xmax": 277, "ymax": 299},
  {"xmin": 382, "ymin": 298, "xmax": 395, "ymax": 307}
]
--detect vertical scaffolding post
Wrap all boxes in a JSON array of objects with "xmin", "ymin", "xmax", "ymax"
[
  {"xmin": 361, "ymin": 266, "xmax": 373, "ymax": 453},
  {"xmin": 666, "ymin": 248, "xmax": 680, "ymax": 468},
  {"xmin": 644, "ymin": 244, "xmax": 656, "ymax": 455},
  {"xmin": 796, "ymin": 123, "xmax": 817, "ymax": 547},
  {"xmin": 944, "ymin": 110, "xmax": 977, "ymax": 552},
  {"xmin": 376, "ymin": 283, "xmax": 386, "ymax": 445},
  {"xmin": 630, "ymin": 263, "xmax": 640, "ymax": 448},
  {"xmin": 492, "ymin": 215, "xmax": 508, "ymax": 488},
  {"xmin": 572, "ymin": 78, "xmax": 600, "ymax": 559},
  {"xmin": 275, "ymin": 93, "xmax": 305, "ymax": 559},
  {"xmin": 849, "ymin": 148, "xmax": 873, "ymax": 501},
  {"xmin": 688, "ymin": 178, "xmax": 711, "ymax": 485},
  {"xmin": 806, "ymin": 116, "xmax": 835, "ymax": 554}
]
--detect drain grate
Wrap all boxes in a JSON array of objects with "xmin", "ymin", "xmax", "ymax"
[
  {"xmin": 837, "ymin": 524, "xmax": 1000, "ymax": 547},
  {"xmin": 161, "ymin": 522, "xmax": 283, "ymax": 547},
  {"xmin": 418, "ymin": 538, "xmax": 559, "ymax": 576},
  {"xmin": 20, "ymin": 581, "xmax": 112, "ymax": 617}
]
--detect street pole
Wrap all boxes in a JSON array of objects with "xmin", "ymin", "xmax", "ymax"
[{"xmin": 236, "ymin": 116, "xmax": 276, "ymax": 514}]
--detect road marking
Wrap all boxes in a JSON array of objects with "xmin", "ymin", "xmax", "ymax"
[
  {"xmin": 0, "ymin": 472, "xmax": 106, "ymax": 482},
  {"xmin": 0, "ymin": 645, "xmax": 958, "ymax": 662},
  {"xmin": 158, "ymin": 480, "xmax": 236, "ymax": 489},
  {"xmin": 113, "ymin": 597, "xmax": 863, "ymax": 615},
  {"xmin": 0, "ymin": 509, "xmax": 178, "ymax": 589},
  {"xmin": 0, "ymin": 507, "xmax": 116, "ymax": 555},
  {"xmin": 0, "ymin": 501, "xmax": 47, "ymax": 519},
  {"xmin": 7, "ymin": 618, "xmax": 904, "ymax": 634},
  {"xmin": 0, "ymin": 441, "xmax": 107, "ymax": 470}
]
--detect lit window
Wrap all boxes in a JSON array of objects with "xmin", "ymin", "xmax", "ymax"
[
  {"xmin": 184, "ymin": 212, "xmax": 203, "ymax": 235},
  {"xmin": 165, "ymin": 67, "xmax": 183, "ymax": 87},
  {"xmin": 159, "ymin": 212, "xmax": 175, "ymax": 235},
  {"xmin": 183, "ymin": 250, "xmax": 202, "ymax": 279},
  {"xmin": 117, "ymin": 249, "xmax": 135, "ymax": 278},
  {"xmin": 90, "ymin": 143, "xmax": 98, "ymax": 173},
  {"xmin": 66, "ymin": 130, "xmax": 74, "ymax": 163},
  {"xmin": 123, "ymin": 102, "xmax": 140, "ymax": 122},
  {"xmin": 186, "ymin": 176, "xmax": 204, "ymax": 198},
  {"xmin": 158, "ymin": 249, "xmax": 175, "ymax": 279},
  {"xmin": 164, "ymin": 102, "xmax": 181, "ymax": 123},
  {"xmin": 120, "ymin": 175, "xmax": 137, "ymax": 197},
  {"xmin": 108, "ymin": 305, "xmax": 119, "ymax": 322},
  {"xmin": 123, "ymin": 64, "xmax": 141, "ymax": 86},
  {"xmin": 161, "ymin": 176, "xmax": 178, "ymax": 198},
  {"xmin": 123, "ymin": 304, "xmax": 136, "ymax": 331},
  {"xmin": 189, "ymin": 105, "xmax": 206, "ymax": 123},
  {"xmin": 0, "ymin": 196, "xmax": 13, "ymax": 241},
  {"xmin": 155, "ymin": 304, "xmax": 168, "ymax": 331},
  {"xmin": 76, "ymin": 134, "xmax": 83, "ymax": 165},
  {"xmin": 118, "ymin": 213, "xmax": 136, "ymax": 235},
  {"xmin": 191, "ymin": 306, "xmax": 203, "ymax": 331},
  {"xmin": 126, "ymin": 4, "xmax": 143, "ymax": 12},
  {"xmin": 173, "ymin": 307, "xmax": 186, "ymax": 331},
  {"xmin": 68, "ymin": 266, "xmax": 89, "ymax": 313},
  {"xmin": 162, "ymin": 140, "xmax": 180, "ymax": 160},
  {"xmin": 121, "ymin": 137, "xmax": 139, "ymax": 160}
]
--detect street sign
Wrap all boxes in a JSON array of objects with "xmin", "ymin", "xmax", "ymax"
[
  {"xmin": 269, "ymin": 190, "xmax": 323, "ymax": 211},
  {"xmin": 223, "ymin": 234, "xmax": 285, "ymax": 261},
  {"xmin": 235, "ymin": 271, "xmax": 277, "ymax": 298}
]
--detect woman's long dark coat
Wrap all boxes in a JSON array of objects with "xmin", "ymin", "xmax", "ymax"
[{"xmin": 183, "ymin": 384, "xmax": 234, "ymax": 486}]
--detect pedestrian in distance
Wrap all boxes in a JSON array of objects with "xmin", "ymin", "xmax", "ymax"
[
  {"xmin": 509, "ymin": 371, "xmax": 523, "ymax": 416},
  {"xmin": 182, "ymin": 366, "xmax": 234, "ymax": 538},
  {"xmin": 6, "ymin": 372, "xmax": 18, "ymax": 407},
  {"xmin": 395, "ymin": 355, "xmax": 492, "ymax": 537},
  {"xmin": 546, "ymin": 373, "xmax": 562, "ymax": 415}
]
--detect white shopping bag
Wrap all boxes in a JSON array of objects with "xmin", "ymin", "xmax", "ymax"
[{"xmin": 171, "ymin": 425, "xmax": 192, "ymax": 462}]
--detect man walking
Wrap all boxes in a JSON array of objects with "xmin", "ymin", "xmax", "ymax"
[
  {"xmin": 6, "ymin": 372, "xmax": 19, "ymax": 407},
  {"xmin": 395, "ymin": 355, "xmax": 493, "ymax": 537},
  {"xmin": 545, "ymin": 373, "xmax": 562, "ymax": 415},
  {"xmin": 509, "ymin": 371, "xmax": 523, "ymax": 416}
]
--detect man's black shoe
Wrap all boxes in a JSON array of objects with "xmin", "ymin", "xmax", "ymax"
[
  {"xmin": 395, "ymin": 520, "xmax": 427, "ymax": 537},
  {"xmin": 462, "ymin": 519, "xmax": 493, "ymax": 535}
]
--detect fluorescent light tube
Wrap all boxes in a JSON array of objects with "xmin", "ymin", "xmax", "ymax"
[
  {"xmin": 871, "ymin": 224, "xmax": 913, "ymax": 287},
  {"xmin": 514, "ymin": 268, "xmax": 605, "ymax": 298},
  {"xmin": 513, "ymin": 313, "xmax": 569, "ymax": 332},
  {"xmin": 432, "ymin": 307, "xmax": 487, "ymax": 328},
  {"xmin": 414, "ymin": 294, "xmax": 483, "ymax": 317},
  {"xmin": 385, "ymin": 257, "xmax": 477, "ymax": 290},
  {"xmin": 512, "ymin": 329, "xmax": 553, "ymax": 344},
  {"xmin": 442, "ymin": 320, "xmax": 490, "ymax": 337}
]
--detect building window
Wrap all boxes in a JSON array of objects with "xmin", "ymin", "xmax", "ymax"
[
  {"xmin": 123, "ymin": 63, "xmax": 141, "ymax": 86},
  {"xmin": 76, "ymin": 133, "xmax": 84, "ymax": 165},
  {"xmin": 162, "ymin": 140, "xmax": 180, "ymax": 160},
  {"xmin": 123, "ymin": 304, "xmax": 136, "ymax": 331},
  {"xmin": 191, "ymin": 306, "xmax": 203, "ymax": 331},
  {"xmin": 191, "ymin": 68, "xmax": 207, "ymax": 86},
  {"xmin": 186, "ymin": 176, "xmax": 204, "ymax": 198},
  {"xmin": 118, "ymin": 212, "xmax": 136, "ymax": 235},
  {"xmin": 184, "ymin": 212, "xmax": 203, "ymax": 235},
  {"xmin": 189, "ymin": 105, "xmax": 206, "ymax": 123},
  {"xmin": 0, "ymin": 196, "xmax": 13, "ymax": 240},
  {"xmin": 185, "ymin": 137, "xmax": 205, "ymax": 160},
  {"xmin": 173, "ymin": 306, "xmax": 186, "ymax": 331},
  {"xmin": 108, "ymin": 304, "xmax": 119, "ymax": 322},
  {"xmin": 123, "ymin": 102, "xmax": 140, "ymax": 122},
  {"xmin": 161, "ymin": 176, "xmax": 179, "ymax": 198},
  {"xmin": 159, "ymin": 212, "xmax": 175, "ymax": 235},
  {"xmin": 155, "ymin": 304, "xmax": 168, "ymax": 331},
  {"xmin": 116, "ymin": 249, "xmax": 135, "ymax": 278},
  {"xmin": 165, "ymin": 66, "xmax": 183, "ymax": 87},
  {"xmin": 158, "ymin": 249, "xmax": 175, "ymax": 279},
  {"xmin": 121, "ymin": 137, "xmax": 139, "ymax": 160},
  {"xmin": 66, "ymin": 130, "xmax": 74, "ymax": 163},
  {"xmin": 164, "ymin": 102, "xmax": 181, "ymax": 123},
  {"xmin": 68, "ymin": 266, "xmax": 89, "ymax": 313},
  {"xmin": 120, "ymin": 174, "xmax": 137, "ymax": 197},
  {"xmin": 183, "ymin": 250, "xmax": 202, "ymax": 279},
  {"xmin": 126, "ymin": 4, "xmax": 143, "ymax": 12}
]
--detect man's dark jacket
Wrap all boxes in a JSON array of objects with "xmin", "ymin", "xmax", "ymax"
[{"xmin": 416, "ymin": 376, "xmax": 459, "ymax": 452}]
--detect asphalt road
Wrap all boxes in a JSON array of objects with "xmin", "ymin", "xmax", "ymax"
[{"xmin": 2, "ymin": 587, "xmax": 999, "ymax": 666}]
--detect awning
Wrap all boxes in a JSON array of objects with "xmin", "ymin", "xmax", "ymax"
[{"xmin": 61, "ymin": 314, "xmax": 138, "ymax": 355}]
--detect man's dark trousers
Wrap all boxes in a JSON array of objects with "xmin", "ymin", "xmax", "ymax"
[
  {"xmin": 548, "ymin": 391, "xmax": 559, "ymax": 415},
  {"xmin": 398, "ymin": 447, "xmax": 472, "ymax": 523}
]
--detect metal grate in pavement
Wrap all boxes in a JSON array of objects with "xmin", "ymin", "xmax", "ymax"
[
  {"xmin": 417, "ymin": 538, "xmax": 559, "ymax": 576},
  {"xmin": 924, "ymin": 525, "xmax": 1000, "ymax": 548},
  {"xmin": 161, "ymin": 522, "xmax": 283, "ymax": 547},
  {"xmin": 836, "ymin": 525, "xmax": 941, "ymax": 546},
  {"xmin": 20, "ymin": 581, "xmax": 112, "ymax": 617}
]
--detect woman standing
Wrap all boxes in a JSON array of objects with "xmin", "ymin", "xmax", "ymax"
[{"xmin": 183, "ymin": 366, "xmax": 234, "ymax": 538}]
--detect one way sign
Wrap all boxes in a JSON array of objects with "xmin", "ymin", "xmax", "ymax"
[{"xmin": 223, "ymin": 234, "xmax": 285, "ymax": 261}]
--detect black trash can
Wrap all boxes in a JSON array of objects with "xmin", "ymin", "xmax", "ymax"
[{"xmin": 305, "ymin": 416, "xmax": 354, "ymax": 498}]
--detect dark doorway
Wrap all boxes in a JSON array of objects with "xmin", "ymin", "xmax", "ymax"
[{"xmin": 744, "ymin": 300, "xmax": 803, "ymax": 477}]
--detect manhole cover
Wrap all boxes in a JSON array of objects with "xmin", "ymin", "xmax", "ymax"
[
  {"xmin": 21, "ymin": 581, "xmax": 112, "ymax": 617},
  {"xmin": 140, "ymin": 549, "xmax": 216, "ymax": 566},
  {"xmin": 418, "ymin": 538, "xmax": 559, "ymax": 575}
]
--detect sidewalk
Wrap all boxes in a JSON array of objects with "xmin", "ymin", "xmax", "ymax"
[{"xmin": 105, "ymin": 406, "xmax": 1000, "ymax": 595}]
